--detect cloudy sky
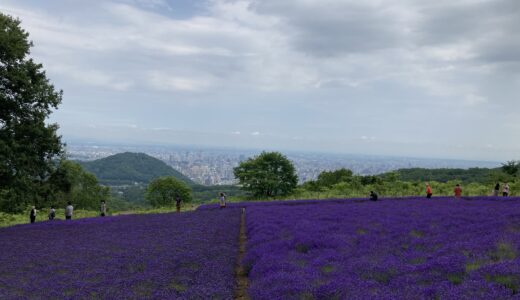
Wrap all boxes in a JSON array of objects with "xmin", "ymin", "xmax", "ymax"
[{"xmin": 1, "ymin": 0, "xmax": 519, "ymax": 161}]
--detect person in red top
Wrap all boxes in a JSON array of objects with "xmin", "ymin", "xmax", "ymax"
[
  {"xmin": 426, "ymin": 183, "xmax": 433, "ymax": 199},
  {"xmin": 454, "ymin": 184, "xmax": 462, "ymax": 198}
]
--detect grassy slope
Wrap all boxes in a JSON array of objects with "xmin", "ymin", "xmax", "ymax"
[{"xmin": 0, "ymin": 204, "xmax": 199, "ymax": 228}]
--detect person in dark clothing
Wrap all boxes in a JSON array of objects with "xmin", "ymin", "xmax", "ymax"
[
  {"xmin": 100, "ymin": 200, "xmax": 107, "ymax": 217},
  {"xmin": 493, "ymin": 183, "xmax": 500, "ymax": 196},
  {"xmin": 48, "ymin": 206, "xmax": 56, "ymax": 220},
  {"xmin": 175, "ymin": 195, "xmax": 182, "ymax": 213},
  {"xmin": 29, "ymin": 206, "xmax": 37, "ymax": 223},
  {"xmin": 369, "ymin": 191, "xmax": 378, "ymax": 201}
]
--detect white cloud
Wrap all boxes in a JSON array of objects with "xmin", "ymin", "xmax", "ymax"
[
  {"xmin": 2, "ymin": 0, "xmax": 519, "ymax": 160},
  {"xmin": 147, "ymin": 72, "xmax": 211, "ymax": 92}
]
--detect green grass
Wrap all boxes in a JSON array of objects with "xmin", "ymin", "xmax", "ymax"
[
  {"xmin": 486, "ymin": 275, "xmax": 519, "ymax": 294},
  {"xmin": 490, "ymin": 242, "xmax": 517, "ymax": 261},
  {"xmin": 447, "ymin": 274, "xmax": 464, "ymax": 285},
  {"xmin": 0, "ymin": 204, "xmax": 199, "ymax": 228}
]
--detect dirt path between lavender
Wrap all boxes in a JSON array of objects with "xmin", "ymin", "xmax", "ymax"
[{"xmin": 234, "ymin": 208, "xmax": 250, "ymax": 300}]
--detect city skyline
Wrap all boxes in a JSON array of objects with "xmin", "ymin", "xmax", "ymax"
[
  {"xmin": 66, "ymin": 142, "xmax": 501, "ymax": 185},
  {"xmin": 1, "ymin": 0, "xmax": 519, "ymax": 161}
]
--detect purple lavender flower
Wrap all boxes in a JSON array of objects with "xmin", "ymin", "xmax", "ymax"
[{"xmin": 0, "ymin": 210, "xmax": 241, "ymax": 299}]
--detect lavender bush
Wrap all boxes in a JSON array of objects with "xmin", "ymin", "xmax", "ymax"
[
  {"xmin": 0, "ymin": 209, "xmax": 240, "ymax": 299},
  {"xmin": 243, "ymin": 197, "xmax": 520, "ymax": 299}
]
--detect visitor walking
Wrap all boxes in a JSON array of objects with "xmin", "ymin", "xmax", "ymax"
[
  {"xmin": 426, "ymin": 184, "xmax": 433, "ymax": 199},
  {"xmin": 503, "ymin": 183, "xmax": 510, "ymax": 197},
  {"xmin": 65, "ymin": 202, "xmax": 74, "ymax": 220},
  {"xmin": 100, "ymin": 200, "xmax": 107, "ymax": 217},
  {"xmin": 48, "ymin": 206, "xmax": 56, "ymax": 220},
  {"xmin": 219, "ymin": 192, "xmax": 227, "ymax": 208},
  {"xmin": 454, "ymin": 184, "xmax": 462, "ymax": 198},
  {"xmin": 29, "ymin": 206, "xmax": 37, "ymax": 223},
  {"xmin": 175, "ymin": 195, "xmax": 182, "ymax": 213},
  {"xmin": 369, "ymin": 191, "xmax": 378, "ymax": 201},
  {"xmin": 493, "ymin": 183, "xmax": 500, "ymax": 196}
]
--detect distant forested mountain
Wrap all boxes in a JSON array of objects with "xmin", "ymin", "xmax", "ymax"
[
  {"xmin": 394, "ymin": 167, "xmax": 503, "ymax": 184},
  {"xmin": 78, "ymin": 152, "xmax": 195, "ymax": 186}
]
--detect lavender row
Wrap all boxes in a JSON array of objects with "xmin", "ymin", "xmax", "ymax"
[
  {"xmin": 0, "ymin": 209, "xmax": 241, "ymax": 299},
  {"xmin": 197, "ymin": 196, "xmax": 520, "ymax": 211},
  {"xmin": 244, "ymin": 198, "xmax": 520, "ymax": 299}
]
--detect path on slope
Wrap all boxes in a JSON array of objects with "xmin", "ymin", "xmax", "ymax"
[{"xmin": 235, "ymin": 208, "xmax": 250, "ymax": 300}]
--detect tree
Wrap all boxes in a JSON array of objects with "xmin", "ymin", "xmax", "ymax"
[
  {"xmin": 316, "ymin": 168, "xmax": 353, "ymax": 188},
  {"xmin": 145, "ymin": 177, "xmax": 192, "ymax": 207},
  {"xmin": 502, "ymin": 160, "xmax": 519, "ymax": 177},
  {"xmin": 53, "ymin": 161, "xmax": 110, "ymax": 210},
  {"xmin": 233, "ymin": 151, "xmax": 298, "ymax": 198},
  {"xmin": 0, "ymin": 13, "xmax": 64, "ymax": 212}
]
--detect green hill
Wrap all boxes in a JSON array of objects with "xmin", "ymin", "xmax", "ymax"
[
  {"xmin": 78, "ymin": 152, "xmax": 195, "ymax": 186},
  {"xmin": 393, "ymin": 167, "xmax": 503, "ymax": 184}
]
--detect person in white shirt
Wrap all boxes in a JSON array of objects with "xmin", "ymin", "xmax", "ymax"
[
  {"xmin": 503, "ymin": 183, "xmax": 510, "ymax": 197},
  {"xmin": 65, "ymin": 201, "xmax": 74, "ymax": 220},
  {"xmin": 48, "ymin": 206, "xmax": 56, "ymax": 220},
  {"xmin": 219, "ymin": 192, "xmax": 226, "ymax": 208}
]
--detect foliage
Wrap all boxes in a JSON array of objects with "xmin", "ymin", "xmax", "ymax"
[
  {"xmin": 393, "ymin": 167, "xmax": 504, "ymax": 184},
  {"xmin": 295, "ymin": 179, "xmax": 519, "ymax": 200},
  {"xmin": 145, "ymin": 176, "xmax": 192, "ymax": 207},
  {"xmin": 502, "ymin": 160, "xmax": 520, "ymax": 177},
  {"xmin": 234, "ymin": 151, "xmax": 298, "ymax": 198},
  {"xmin": 79, "ymin": 152, "xmax": 195, "ymax": 186},
  {"xmin": 315, "ymin": 168, "xmax": 353, "ymax": 188},
  {"xmin": 111, "ymin": 183, "xmax": 247, "ymax": 206},
  {"xmin": 0, "ymin": 13, "xmax": 64, "ymax": 212},
  {"xmin": 50, "ymin": 160, "xmax": 110, "ymax": 210}
]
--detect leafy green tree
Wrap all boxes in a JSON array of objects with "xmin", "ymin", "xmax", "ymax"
[
  {"xmin": 0, "ymin": 13, "xmax": 63, "ymax": 212},
  {"xmin": 53, "ymin": 161, "xmax": 110, "ymax": 210},
  {"xmin": 145, "ymin": 176, "xmax": 192, "ymax": 207},
  {"xmin": 234, "ymin": 151, "xmax": 298, "ymax": 197},
  {"xmin": 502, "ymin": 160, "xmax": 519, "ymax": 177},
  {"xmin": 316, "ymin": 168, "xmax": 353, "ymax": 188}
]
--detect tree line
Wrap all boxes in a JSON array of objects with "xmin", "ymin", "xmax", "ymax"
[{"xmin": 231, "ymin": 152, "xmax": 519, "ymax": 199}]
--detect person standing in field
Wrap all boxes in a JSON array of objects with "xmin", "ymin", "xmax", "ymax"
[
  {"xmin": 503, "ymin": 183, "xmax": 510, "ymax": 197},
  {"xmin": 426, "ymin": 184, "xmax": 433, "ymax": 199},
  {"xmin": 65, "ymin": 201, "xmax": 74, "ymax": 220},
  {"xmin": 48, "ymin": 206, "xmax": 56, "ymax": 220},
  {"xmin": 454, "ymin": 184, "xmax": 462, "ymax": 198},
  {"xmin": 219, "ymin": 192, "xmax": 227, "ymax": 208},
  {"xmin": 175, "ymin": 195, "xmax": 182, "ymax": 213},
  {"xmin": 369, "ymin": 191, "xmax": 378, "ymax": 201},
  {"xmin": 29, "ymin": 206, "xmax": 37, "ymax": 223},
  {"xmin": 493, "ymin": 183, "xmax": 500, "ymax": 196},
  {"xmin": 100, "ymin": 200, "xmax": 107, "ymax": 217}
]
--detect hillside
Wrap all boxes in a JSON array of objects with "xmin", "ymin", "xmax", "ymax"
[
  {"xmin": 393, "ymin": 167, "xmax": 502, "ymax": 184},
  {"xmin": 79, "ymin": 152, "xmax": 195, "ymax": 186}
]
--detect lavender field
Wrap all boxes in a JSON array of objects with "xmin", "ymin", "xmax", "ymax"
[
  {"xmin": 242, "ymin": 197, "xmax": 520, "ymax": 299},
  {"xmin": 0, "ymin": 209, "xmax": 241, "ymax": 299},
  {"xmin": 2, "ymin": 197, "xmax": 520, "ymax": 299}
]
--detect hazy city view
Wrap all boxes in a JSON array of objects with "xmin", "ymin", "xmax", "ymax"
[{"xmin": 67, "ymin": 143, "xmax": 500, "ymax": 185}]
